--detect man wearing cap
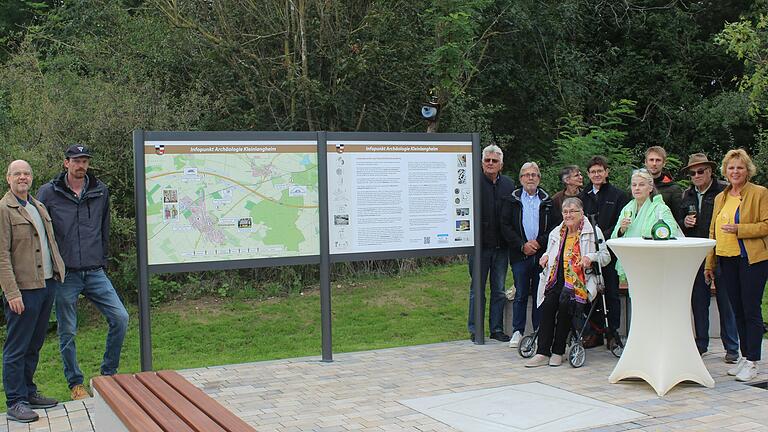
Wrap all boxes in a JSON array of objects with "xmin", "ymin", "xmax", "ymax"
[
  {"xmin": 36, "ymin": 145, "xmax": 129, "ymax": 400},
  {"xmin": 678, "ymin": 153, "xmax": 739, "ymax": 363},
  {"xmin": 0, "ymin": 160, "xmax": 65, "ymax": 422}
]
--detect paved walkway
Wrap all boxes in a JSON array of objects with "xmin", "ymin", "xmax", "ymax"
[{"xmin": 2, "ymin": 339, "xmax": 767, "ymax": 431}]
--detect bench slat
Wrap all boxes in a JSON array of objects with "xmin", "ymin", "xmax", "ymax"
[
  {"xmin": 136, "ymin": 372, "xmax": 228, "ymax": 432},
  {"xmin": 158, "ymin": 371, "xmax": 256, "ymax": 432},
  {"xmin": 91, "ymin": 376, "xmax": 164, "ymax": 432},
  {"xmin": 113, "ymin": 374, "xmax": 196, "ymax": 432}
]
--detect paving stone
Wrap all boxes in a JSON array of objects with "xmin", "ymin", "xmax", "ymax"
[{"xmin": 3, "ymin": 340, "xmax": 768, "ymax": 431}]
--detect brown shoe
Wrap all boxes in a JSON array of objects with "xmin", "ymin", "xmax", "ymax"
[{"xmin": 70, "ymin": 384, "xmax": 90, "ymax": 400}]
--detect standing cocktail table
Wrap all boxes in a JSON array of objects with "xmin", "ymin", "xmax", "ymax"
[{"xmin": 606, "ymin": 237, "xmax": 716, "ymax": 396}]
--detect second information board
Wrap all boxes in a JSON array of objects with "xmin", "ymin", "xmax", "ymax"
[{"xmin": 327, "ymin": 140, "xmax": 475, "ymax": 255}]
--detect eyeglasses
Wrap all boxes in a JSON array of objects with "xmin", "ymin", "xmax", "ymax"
[
  {"xmin": 483, "ymin": 158, "xmax": 500, "ymax": 164},
  {"xmin": 521, "ymin": 172, "xmax": 539, "ymax": 178},
  {"xmin": 562, "ymin": 209, "xmax": 582, "ymax": 215},
  {"xmin": 689, "ymin": 167, "xmax": 708, "ymax": 176}
]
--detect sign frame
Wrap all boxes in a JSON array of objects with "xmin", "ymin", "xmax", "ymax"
[{"xmin": 133, "ymin": 130, "xmax": 483, "ymax": 371}]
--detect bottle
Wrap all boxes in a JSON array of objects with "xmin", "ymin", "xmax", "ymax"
[{"xmin": 651, "ymin": 209, "xmax": 672, "ymax": 240}]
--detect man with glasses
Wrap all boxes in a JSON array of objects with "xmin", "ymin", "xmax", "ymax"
[
  {"xmin": 468, "ymin": 145, "xmax": 515, "ymax": 342},
  {"xmin": 678, "ymin": 153, "xmax": 739, "ymax": 363},
  {"xmin": 644, "ymin": 146, "xmax": 684, "ymax": 220},
  {"xmin": 501, "ymin": 162, "xmax": 556, "ymax": 347},
  {"xmin": 579, "ymin": 156, "xmax": 628, "ymax": 348},
  {"xmin": 0, "ymin": 160, "xmax": 65, "ymax": 422}
]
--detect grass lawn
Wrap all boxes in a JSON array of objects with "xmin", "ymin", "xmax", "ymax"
[
  {"xmin": 0, "ymin": 262, "xmax": 473, "ymax": 408},
  {"xmin": 1, "ymin": 262, "xmax": 767, "ymax": 409}
]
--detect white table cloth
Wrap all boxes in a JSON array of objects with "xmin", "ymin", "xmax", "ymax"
[{"xmin": 606, "ymin": 237, "xmax": 716, "ymax": 396}]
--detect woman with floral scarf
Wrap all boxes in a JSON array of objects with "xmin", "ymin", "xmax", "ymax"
[{"xmin": 525, "ymin": 197, "xmax": 611, "ymax": 367}]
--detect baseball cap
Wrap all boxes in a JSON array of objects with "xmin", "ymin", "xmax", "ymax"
[{"xmin": 65, "ymin": 144, "xmax": 92, "ymax": 159}]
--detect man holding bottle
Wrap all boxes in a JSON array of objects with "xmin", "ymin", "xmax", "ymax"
[{"xmin": 678, "ymin": 153, "xmax": 739, "ymax": 363}]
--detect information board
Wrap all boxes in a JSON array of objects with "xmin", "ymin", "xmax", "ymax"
[
  {"xmin": 327, "ymin": 140, "xmax": 475, "ymax": 255},
  {"xmin": 143, "ymin": 139, "xmax": 320, "ymax": 265}
]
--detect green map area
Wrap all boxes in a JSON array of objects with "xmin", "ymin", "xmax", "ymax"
[{"xmin": 145, "ymin": 152, "xmax": 319, "ymax": 265}]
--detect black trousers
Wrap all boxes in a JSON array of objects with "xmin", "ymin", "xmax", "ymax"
[{"xmin": 536, "ymin": 285, "xmax": 574, "ymax": 357}]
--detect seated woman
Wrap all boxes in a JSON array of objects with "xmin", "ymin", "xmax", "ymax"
[
  {"xmin": 610, "ymin": 169, "xmax": 683, "ymax": 278},
  {"xmin": 525, "ymin": 197, "xmax": 610, "ymax": 367}
]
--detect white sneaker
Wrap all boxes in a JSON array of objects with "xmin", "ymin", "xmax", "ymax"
[
  {"xmin": 525, "ymin": 354, "xmax": 550, "ymax": 368},
  {"xmin": 728, "ymin": 357, "xmax": 747, "ymax": 376},
  {"xmin": 736, "ymin": 361, "xmax": 758, "ymax": 382},
  {"xmin": 509, "ymin": 331, "xmax": 522, "ymax": 348},
  {"xmin": 549, "ymin": 354, "xmax": 563, "ymax": 367}
]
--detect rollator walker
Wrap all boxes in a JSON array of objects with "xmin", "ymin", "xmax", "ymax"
[{"xmin": 517, "ymin": 215, "xmax": 626, "ymax": 367}]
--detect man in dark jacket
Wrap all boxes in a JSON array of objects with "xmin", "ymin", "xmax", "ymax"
[
  {"xmin": 468, "ymin": 144, "xmax": 516, "ymax": 342},
  {"xmin": 36, "ymin": 145, "xmax": 129, "ymax": 401},
  {"xmin": 645, "ymin": 146, "xmax": 683, "ymax": 220},
  {"xmin": 678, "ymin": 153, "xmax": 739, "ymax": 363},
  {"xmin": 579, "ymin": 156, "xmax": 628, "ymax": 348},
  {"xmin": 500, "ymin": 162, "xmax": 556, "ymax": 348}
]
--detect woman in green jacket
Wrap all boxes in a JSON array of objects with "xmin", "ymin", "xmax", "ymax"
[{"xmin": 610, "ymin": 169, "xmax": 683, "ymax": 278}]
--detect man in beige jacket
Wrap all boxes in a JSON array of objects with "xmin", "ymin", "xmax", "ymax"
[{"xmin": 0, "ymin": 160, "xmax": 65, "ymax": 423}]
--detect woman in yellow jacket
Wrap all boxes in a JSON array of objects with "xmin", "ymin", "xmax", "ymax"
[{"xmin": 704, "ymin": 149, "xmax": 768, "ymax": 382}]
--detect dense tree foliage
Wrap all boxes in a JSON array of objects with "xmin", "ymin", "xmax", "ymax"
[
  {"xmin": 0, "ymin": 0, "xmax": 764, "ymax": 297},
  {"xmin": 716, "ymin": 0, "xmax": 768, "ymax": 184}
]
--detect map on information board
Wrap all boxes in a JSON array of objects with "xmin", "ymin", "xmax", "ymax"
[{"xmin": 144, "ymin": 140, "xmax": 320, "ymax": 265}]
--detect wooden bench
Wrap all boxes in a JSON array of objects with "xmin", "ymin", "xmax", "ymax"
[{"xmin": 91, "ymin": 370, "xmax": 255, "ymax": 432}]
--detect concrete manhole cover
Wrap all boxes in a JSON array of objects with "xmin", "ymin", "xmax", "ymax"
[{"xmin": 400, "ymin": 382, "xmax": 645, "ymax": 432}]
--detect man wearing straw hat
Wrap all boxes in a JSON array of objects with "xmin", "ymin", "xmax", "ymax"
[{"xmin": 678, "ymin": 153, "xmax": 739, "ymax": 363}]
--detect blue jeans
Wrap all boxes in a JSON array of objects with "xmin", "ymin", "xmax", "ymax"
[
  {"xmin": 511, "ymin": 255, "xmax": 541, "ymax": 334},
  {"xmin": 55, "ymin": 269, "xmax": 129, "ymax": 388},
  {"xmin": 691, "ymin": 263, "xmax": 739, "ymax": 355},
  {"xmin": 3, "ymin": 280, "xmax": 55, "ymax": 407},
  {"xmin": 467, "ymin": 247, "xmax": 509, "ymax": 334},
  {"xmin": 718, "ymin": 257, "xmax": 768, "ymax": 361}
]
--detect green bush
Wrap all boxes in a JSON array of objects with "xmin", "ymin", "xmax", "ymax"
[{"xmin": 541, "ymin": 99, "xmax": 637, "ymax": 194}]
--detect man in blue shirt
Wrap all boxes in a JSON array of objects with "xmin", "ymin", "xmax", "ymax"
[{"xmin": 500, "ymin": 162, "xmax": 556, "ymax": 347}]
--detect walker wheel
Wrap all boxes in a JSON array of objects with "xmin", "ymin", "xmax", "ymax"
[
  {"xmin": 518, "ymin": 335, "xmax": 536, "ymax": 358},
  {"xmin": 569, "ymin": 343, "xmax": 586, "ymax": 368}
]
